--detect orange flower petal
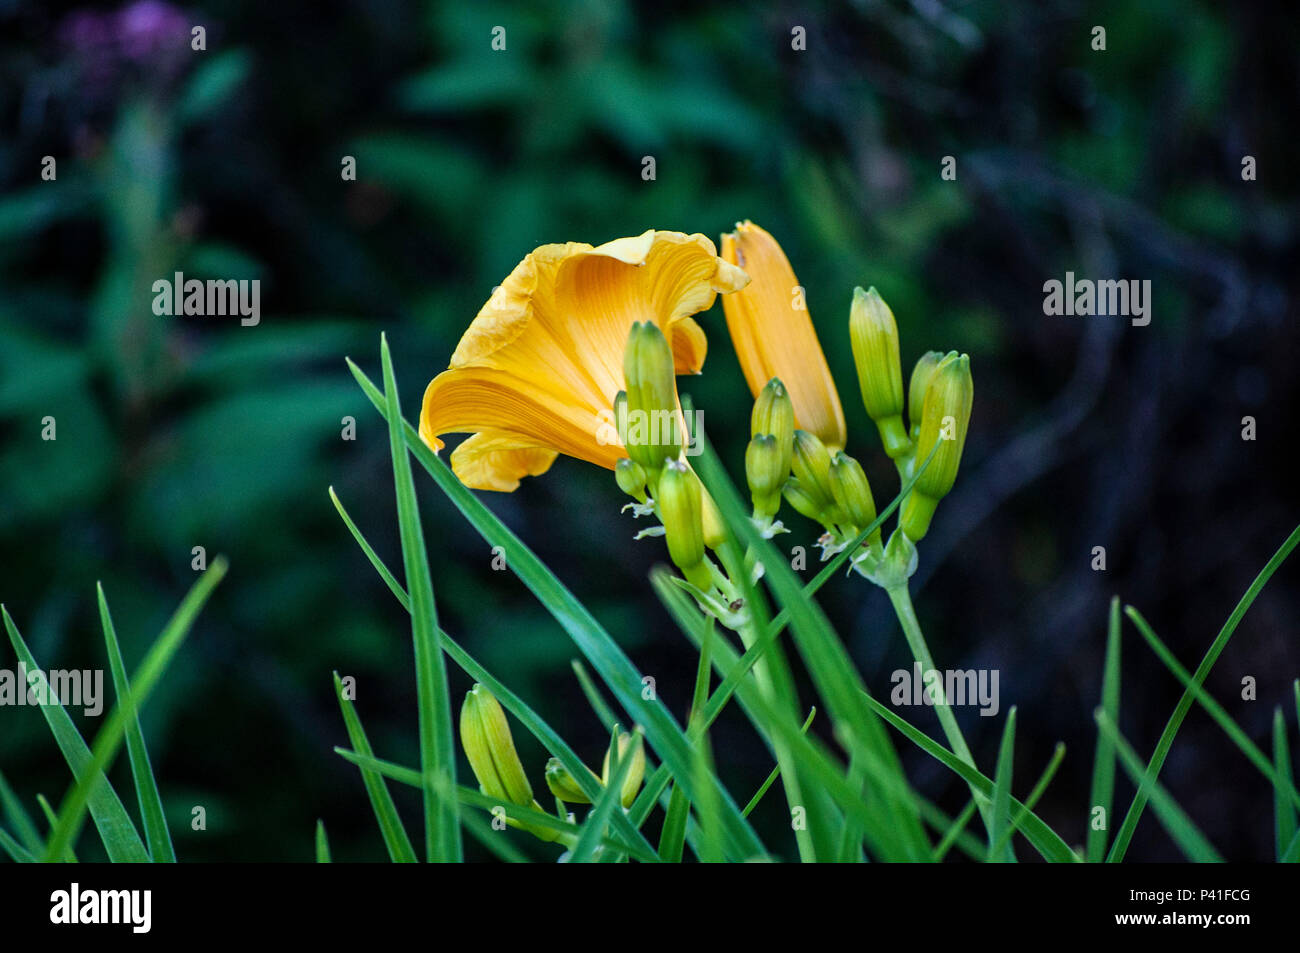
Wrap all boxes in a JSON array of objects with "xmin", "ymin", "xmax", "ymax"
[{"xmin": 720, "ymin": 222, "xmax": 846, "ymax": 451}]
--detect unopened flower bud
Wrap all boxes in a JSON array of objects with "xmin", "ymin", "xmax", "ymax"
[
  {"xmin": 907, "ymin": 351, "xmax": 944, "ymax": 442},
  {"xmin": 460, "ymin": 684, "xmax": 532, "ymax": 807},
  {"xmin": 615, "ymin": 457, "xmax": 648, "ymax": 502},
  {"xmin": 791, "ymin": 429, "xmax": 837, "ymax": 517},
  {"xmin": 700, "ymin": 488, "xmax": 728, "ymax": 551},
  {"xmin": 657, "ymin": 460, "xmax": 710, "ymax": 588},
  {"xmin": 829, "ymin": 451, "xmax": 880, "ymax": 545},
  {"xmin": 746, "ymin": 434, "xmax": 787, "ymax": 520},
  {"xmin": 545, "ymin": 757, "xmax": 598, "ymax": 804},
  {"xmin": 623, "ymin": 321, "xmax": 682, "ymax": 472},
  {"xmin": 902, "ymin": 352, "xmax": 973, "ymax": 541},
  {"xmin": 602, "ymin": 732, "xmax": 646, "ymax": 809},
  {"xmin": 849, "ymin": 287, "xmax": 909, "ymax": 459},
  {"xmin": 782, "ymin": 477, "xmax": 825, "ymax": 523}
]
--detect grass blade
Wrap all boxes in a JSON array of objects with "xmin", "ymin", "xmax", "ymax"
[
  {"xmin": 988, "ymin": 707, "xmax": 1017, "ymax": 862},
  {"xmin": 43, "ymin": 558, "xmax": 227, "ymax": 861},
  {"xmin": 1274, "ymin": 708, "xmax": 1296, "ymax": 861},
  {"xmin": 332, "ymin": 671, "xmax": 418, "ymax": 862},
  {"xmin": 378, "ymin": 335, "xmax": 460, "ymax": 862},
  {"xmin": 1086, "ymin": 596, "xmax": 1122, "ymax": 863},
  {"xmin": 0, "ymin": 770, "xmax": 42, "ymax": 854},
  {"xmin": 743, "ymin": 708, "xmax": 816, "ymax": 818},
  {"xmin": 1095, "ymin": 710, "xmax": 1222, "ymax": 862},
  {"xmin": 97, "ymin": 584, "xmax": 175, "ymax": 862},
  {"xmin": 1108, "ymin": 522, "xmax": 1300, "ymax": 861},
  {"xmin": 2, "ymin": 607, "xmax": 149, "ymax": 862},
  {"xmin": 315, "ymin": 820, "xmax": 331, "ymax": 863}
]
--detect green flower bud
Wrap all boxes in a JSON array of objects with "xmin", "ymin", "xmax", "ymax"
[
  {"xmin": 902, "ymin": 352, "xmax": 973, "ymax": 541},
  {"xmin": 791, "ymin": 429, "xmax": 837, "ymax": 516},
  {"xmin": 751, "ymin": 378, "xmax": 795, "ymax": 447},
  {"xmin": 907, "ymin": 351, "xmax": 944, "ymax": 442},
  {"xmin": 460, "ymin": 684, "xmax": 532, "ymax": 807},
  {"xmin": 615, "ymin": 457, "xmax": 648, "ymax": 502},
  {"xmin": 829, "ymin": 451, "xmax": 880, "ymax": 545},
  {"xmin": 782, "ymin": 477, "xmax": 825, "ymax": 523},
  {"xmin": 544, "ymin": 757, "xmax": 598, "ymax": 804},
  {"xmin": 657, "ymin": 459, "xmax": 710, "ymax": 588},
  {"xmin": 602, "ymin": 732, "xmax": 646, "ymax": 809},
  {"xmin": 849, "ymin": 287, "xmax": 909, "ymax": 459},
  {"xmin": 746, "ymin": 434, "xmax": 787, "ymax": 520},
  {"xmin": 623, "ymin": 321, "xmax": 681, "ymax": 473}
]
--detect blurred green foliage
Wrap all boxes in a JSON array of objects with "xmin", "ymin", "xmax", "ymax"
[{"xmin": 1, "ymin": 0, "xmax": 1296, "ymax": 860}]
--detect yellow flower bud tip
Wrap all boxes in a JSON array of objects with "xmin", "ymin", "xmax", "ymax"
[
  {"xmin": 602, "ymin": 732, "xmax": 647, "ymax": 809},
  {"xmin": 791, "ymin": 429, "xmax": 836, "ymax": 511},
  {"xmin": 656, "ymin": 459, "xmax": 706, "ymax": 574},
  {"xmin": 622, "ymin": 321, "xmax": 682, "ymax": 472},
  {"xmin": 914, "ymin": 351, "xmax": 972, "ymax": 501},
  {"xmin": 615, "ymin": 457, "xmax": 648, "ymax": 502},
  {"xmin": 460, "ymin": 684, "xmax": 533, "ymax": 806},
  {"xmin": 544, "ymin": 757, "xmax": 596, "ymax": 804},
  {"xmin": 829, "ymin": 451, "xmax": 880, "ymax": 543},
  {"xmin": 907, "ymin": 350, "xmax": 944, "ymax": 441}
]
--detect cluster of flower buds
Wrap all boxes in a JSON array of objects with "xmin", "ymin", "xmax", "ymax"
[
  {"xmin": 744, "ymin": 379, "xmax": 795, "ymax": 532},
  {"xmin": 460, "ymin": 684, "xmax": 645, "ymax": 842}
]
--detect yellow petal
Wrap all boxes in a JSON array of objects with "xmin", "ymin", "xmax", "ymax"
[
  {"xmin": 420, "ymin": 231, "xmax": 744, "ymax": 490},
  {"xmin": 720, "ymin": 222, "xmax": 846, "ymax": 451}
]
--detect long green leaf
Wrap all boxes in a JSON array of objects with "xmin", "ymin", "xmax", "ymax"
[
  {"xmin": 988, "ymin": 707, "xmax": 1017, "ymax": 862},
  {"xmin": 0, "ymin": 770, "xmax": 42, "ymax": 854},
  {"xmin": 97, "ymin": 584, "xmax": 175, "ymax": 862},
  {"xmin": 1274, "ymin": 709, "xmax": 1296, "ymax": 861},
  {"xmin": 332, "ymin": 671, "xmax": 418, "ymax": 862},
  {"xmin": 1086, "ymin": 596, "xmax": 1122, "ymax": 863},
  {"xmin": 1095, "ymin": 711, "xmax": 1222, "ymax": 862},
  {"xmin": 378, "ymin": 336, "xmax": 460, "ymax": 862},
  {"xmin": 315, "ymin": 820, "xmax": 331, "ymax": 863}
]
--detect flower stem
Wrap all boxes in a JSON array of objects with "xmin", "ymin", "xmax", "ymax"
[{"xmin": 885, "ymin": 582, "xmax": 994, "ymax": 834}]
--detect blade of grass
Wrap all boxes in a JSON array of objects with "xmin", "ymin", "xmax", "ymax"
[
  {"xmin": 1095, "ymin": 710, "xmax": 1222, "ymax": 862},
  {"xmin": 332, "ymin": 671, "xmax": 418, "ymax": 862},
  {"xmin": 328, "ymin": 486, "xmax": 660, "ymax": 861},
  {"xmin": 1086, "ymin": 596, "xmax": 1122, "ymax": 863},
  {"xmin": 861, "ymin": 691, "xmax": 1078, "ymax": 862},
  {"xmin": 571, "ymin": 660, "xmax": 621, "ymax": 732},
  {"xmin": 0, "ymin": 826, "xmax": 33, "ymax": 862},
  {"xmin": 97, "ymin": 584, "xmax": 175, "ymax": 862},
  {"xmin": 43, "ymin": 558, "xmax": 227, "ymax": 861},
  {"xmin": 1274, "ymin": 708, "xmax": 1296, "ymax": 861},
  {"xmin": 378, "ymin": 336, "xmax": 460, "ymax": 863},
  {"xmin": 1108, "ymin": 522, "xmax": 1300, "ymax": 861},
  {"xmin": 2, "ymin": 606, "xmax": 149, "ymax": 862},
  {"xmin": 989, "ymin": 742, "xmax": 1066, "ymax": 861},
  {"xmin": 0, "ymin": 770, "xmax": 42, "ymax": 854},
  {"xmin": 348, "ymin": 358, "xmax": 762, "ymax": 860},
  {"xmin": 743, "ymin": 708, "xmax": 816, "ymax": 818},
  {"xmin": 37, "ymin": 794, "xmax": 77, "ymax": 862},
  {"xmin": 988, "ymin": 707, "xmax": 1017, "ymax": 862},
  {"xmin": 933, "ymin": 800, "xmax": 978, "ymax": 861},
  {"xmin": 1125, "ymin": 606, "xmax": 1300, "ymax": 813},
  {"xmin": 315, "ymin": 820, "xmax": 331, "ymax": 863},
  {"xmin": 659, "ymin": 620, "xmax": 715, "ymax": 862}
]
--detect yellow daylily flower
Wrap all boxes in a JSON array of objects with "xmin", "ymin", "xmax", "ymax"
[
  {"xmin": 720, "ymin": 221, "xmax": 847, "ymax": 451},
  {"xmin": 419, "ymin": 230, "xmax": 749, "ymax": 491}
]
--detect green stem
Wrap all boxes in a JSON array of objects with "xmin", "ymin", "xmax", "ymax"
[
  {"xmin": 886, "ymin": 582, "xmax": 994, "ymax": 835},
  {"xmin": 718, "ymin": 542, "xmax": 818, "ymax": 863}
]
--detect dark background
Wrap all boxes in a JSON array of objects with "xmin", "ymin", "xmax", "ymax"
[{"xmin": 1, "ymin": 0, "xmax": 1296, "ymax": 861}]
